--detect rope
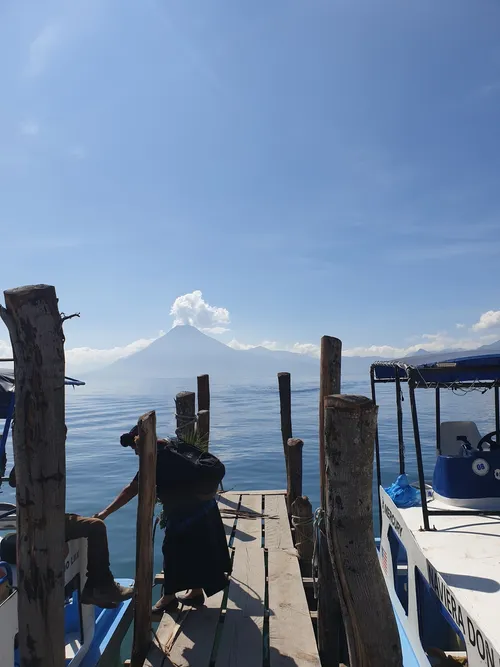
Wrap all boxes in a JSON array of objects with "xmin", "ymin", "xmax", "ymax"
[
  {"xmin": 312, "ymin": 507, "xmax": 325, "ymax": 600},
  {"xmin": 291, "ymin": 513, "xmax": 314, "ymax": 553}
]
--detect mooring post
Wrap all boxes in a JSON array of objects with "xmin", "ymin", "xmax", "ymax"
[
  {"xmin": 175, "ymin": 391, "xmax": 196, "ymax": 441},
  {"xmin": 197, "ymin": 373, "xmax": 210, "ymax": 449},
  {"xmin": 324, "ymin": 395, "xmax": 403, "ymax": 667},
  {"xmin": 286, "ymin": 437, "xmax": 303, "ymax": 513},
  {"xmin": 278, "ymin": 372, "xmax": 293, "ymax": 471},
  {"xmin": 318, "ymin": 335, "xmax": 343, "ymax": 667},
  {"xmin": 0, "ymin": 285, "xmax": 67, "ymax": 667},
  {"xmin": 291, "ymin": 495, "xmax": 314, "ymax": 576},
  {"xmin": 131, "ymin": 410, "xmax": 158, "ymax": 667}
]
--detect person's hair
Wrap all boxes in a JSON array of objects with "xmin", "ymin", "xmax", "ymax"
[{"xmin": 120, "ymin": 425, "xmax": 139, "ymax": 448}]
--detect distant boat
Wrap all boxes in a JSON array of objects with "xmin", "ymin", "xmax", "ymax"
[
  {"xmin": 0, "ymin": 370, "xmax": 133, "ymax": 667},
  {"xmin": 372, "ymin": 354, "xmax": 500, "ymax": 666}
]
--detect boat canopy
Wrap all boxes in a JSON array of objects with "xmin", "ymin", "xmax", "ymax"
[{"xmin": 371, "ymin": 353, "xmax": 500, "ymax": 386}]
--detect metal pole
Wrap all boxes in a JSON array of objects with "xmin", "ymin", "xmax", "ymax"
[
  {"xmin": 370, "ymin": 367, "xmax": 382, "ymax": 533},
  {"xmin": 435, "ymin": 387, "xmax": 441, "ymax": 454},
  {"xmin": 408, "ymin": 380, "xmax": 430, "ymax": 531},
  {"xmin": 395, "ymin": 368, "xmax": 405, "ymax": 475}
]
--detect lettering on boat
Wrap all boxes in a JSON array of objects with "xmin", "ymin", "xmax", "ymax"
[
  {"xmin": 381, "ymin": 498, "xmax": 403, "ymax": 537},
  {"xmin": 427, "ymin": 562, "xmax": 500, "ymax": 666},
  {"xmin": 65, "ymin": 550, "xmax": 80, "ymax": 571}
]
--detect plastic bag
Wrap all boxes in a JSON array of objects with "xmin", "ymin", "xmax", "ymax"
[{"xmin": 384, "ymin": 474, "xmax": 421, "ymax": 508}]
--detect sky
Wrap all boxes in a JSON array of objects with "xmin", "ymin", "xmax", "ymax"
[{"xmin": 1, "ymin": 0, "xmax": 500, "ymax": 371}]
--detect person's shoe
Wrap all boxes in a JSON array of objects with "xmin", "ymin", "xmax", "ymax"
[
  {"xmin": 176, "ymin": 591, "xmax": 205, "ymax": 607},
  {"xmin": 151, "ymin": 597, "xmax": 178, "ymax": 615},
  {"xmin": 81, "ymin": 581, "xmax": 134, "ymax": 608}
]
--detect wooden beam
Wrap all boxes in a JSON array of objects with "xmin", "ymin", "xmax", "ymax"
[
  {"xmin": 0, "ymin": 284, "xmax": 66, "ymax": 667},
  {"xmin": 286, "ymin": 438, "xmax": 303, "ymax": 513},
  {"xmin": 324, "ymin": 395, "xmax": 402, "ymax": 667},
  {"xmin": 278, "ymin": 372, "xmax": 292, "ymax": 480},
  {"xmin": 175, "ymin": 391, "xmax": 196, "ymax": 442},
  {"xmin": 197, "ymin": 374, "xmax": 210, "ymax": 449},
  {"xmin": 131, "ymin": 410, "xmax": 158, "ymax": 667},
  {"xmin": 318, "ymin": 335, "xmax": 343, "ymax": 667},
  {"xmin": 291, "ymin": 496, "xmax": 313, "ymax": 576}
]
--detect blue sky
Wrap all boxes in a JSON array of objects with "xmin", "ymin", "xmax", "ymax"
[{"xmin": 1, "ymin": 0, "xmax": 500, "ymax": 370}]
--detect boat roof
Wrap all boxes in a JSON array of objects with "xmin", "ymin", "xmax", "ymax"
[
  {"xmin": 0, "ymin": 369, "xmax": 85, "ymax": 393},
  {"xmin": 372, "ymin": 353, "xmax": 500, "ymax": 386}
]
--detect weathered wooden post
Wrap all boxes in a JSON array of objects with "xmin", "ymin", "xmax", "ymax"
[
  {"xmin": 286, "ymin": 437, "xmax": 303, "ymax": 513},
  {"xmin": 131, "ymin": 410, "xmax": 158, "ymax": 667},
  {"xmin": 197, "ymin": 374, "xmax": 210, "ymax": 449},
  {"xmin": 324, "ymin": 395, "xmax": 402, "ymax": 667},
  {"xmin": 318, "ymin": 335, "xmax": 343, "ymax": 666},
  {"xmin": 0, "ymin": 285, "xmax": 66, "ymax": 667},
  {"xmin": 278, "ymin": 372, "xmax": 292, "ymax": 470},
  {"xmin": 175, "ymin": 391, "xmax": 196, "ymax": 441},
  {"xmin": 291, "ymin": 495, "xmax": 314, "ymax": 576}
]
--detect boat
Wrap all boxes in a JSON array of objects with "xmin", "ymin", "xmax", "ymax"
[
  {"xmin": 371, "ymin": 354, "xmax": 500, "ymax": 666},
  {"xmin": 0, "ymin": 369, "xmax": 134, "ymax": 667}
]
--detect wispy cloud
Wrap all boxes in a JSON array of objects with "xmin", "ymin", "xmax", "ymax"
[
  {"xmin": 26, "ymin": 23, "xmax": 61, "ymax": 77},
  {"xmin": 19, "ymin": 120, "xmax": 39, "ymax": 136}
]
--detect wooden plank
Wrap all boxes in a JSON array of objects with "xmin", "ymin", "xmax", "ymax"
[
  {"xmin": 268, "ymin": 548, "xmax": 321, "ymax": 667},
  {"xmin": 131, "ymin": 411, "xmax": 158, "ymax": 667},
  {"xmin": 264, "ymin": 494, "xmax": 294, "ymax": 551},
  {"xmin": 219, "ymin": 489, "xmax": 286, "ymax": 496},
  {"xmin": 216, "ymin": 494, "xmax": 264, "ymax": 667}
]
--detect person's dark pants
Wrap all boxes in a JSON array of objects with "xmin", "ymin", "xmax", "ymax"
[{"xmin": 65, "ymin": 514, "xmax": 114, "ymax": 588}]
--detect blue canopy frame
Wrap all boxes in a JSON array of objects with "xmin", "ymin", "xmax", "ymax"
[
  {"xmin": 0, "ymin": 369, "xmax": 85, "ymax": 483},
  {"xmin": 370, "ymin": 354, "xmax": 500, "ymax": 531}
]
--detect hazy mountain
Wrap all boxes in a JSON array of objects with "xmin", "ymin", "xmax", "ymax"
[
  {"xmin": 87, "ymin": 325, "xmax": 382, "ymax": 385},
  {"xmin": 83, "ymin": 325, "xmax": 500, "ymax": 386}
]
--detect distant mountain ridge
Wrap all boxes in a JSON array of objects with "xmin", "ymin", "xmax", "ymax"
[{"xmin": 83, "ymin": 325, "xmax": 500, "ymax": 385}]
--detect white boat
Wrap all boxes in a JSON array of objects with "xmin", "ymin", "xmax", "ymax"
[
  {"xmin": 371, "ymin": 354, "xmax": 500, "ymax": 666},
  {"xmin": 0, "ymin": 370, "xmax": 133, "ymax": 667}
]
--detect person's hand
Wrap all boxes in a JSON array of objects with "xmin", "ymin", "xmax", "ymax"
[{"xmin": 93, "ymin": 511, "xmax": 108, "ymax": 521}]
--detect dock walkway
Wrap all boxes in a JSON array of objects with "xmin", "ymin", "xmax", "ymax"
[{"xmin": 145, "ymin": 490, "xmax": 320, "ymax": 667}]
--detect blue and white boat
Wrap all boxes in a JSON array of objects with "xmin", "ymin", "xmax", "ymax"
[
  {"xmin": 0, "ymin": 369, "xmax": 133, "ymax": 667},
  {"xmin": 371, "ymin": 354, "xmax": 500, "ymax": 666}
]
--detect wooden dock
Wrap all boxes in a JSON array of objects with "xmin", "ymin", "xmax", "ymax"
[{"xmin": 145, "ymin": 490, "xmax": 320, "ymax": 667}]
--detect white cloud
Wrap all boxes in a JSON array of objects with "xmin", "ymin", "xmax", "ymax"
[
  {"xmin": 26, "ymin": 23, "xmax": 61, "ymax": 77},
  {"xmin": 0, "ymin": 339, "xmax": 13, "ymax": 359},
  {"xmin": 170, "ymin": 290, "xmax": 230, "ymax": 333},
  {"xmin": 227, "ymin": 339, "xmax": 255, "ymax": 351},
  {"xmin": 456, "ymin": 323, "xmax": 465, "ymax": 329},
  {"xmin": 20, "ymin": 120, "xmax": 39, "ymax": 136},
  {"xmin": 66, "ymin": 333, "xmax": 164, "ymax": 371},
  {"xmin": 472, "ymin": 310, "xmax": 500, "ymax": 332}
]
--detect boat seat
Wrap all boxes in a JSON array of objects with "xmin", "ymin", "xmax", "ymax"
[{"xmin": 439, "ymin": 421, "xmax": 481, "ymax": 456}]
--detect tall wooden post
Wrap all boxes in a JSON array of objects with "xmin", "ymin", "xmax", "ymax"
[
  {"xmin": 131, "ymin": 410, "xmax": 158, "ymax": 667},
  {"xmin": 278, "ymin": 372, "xmax": 292, "ymax": 468},
  {"xmin": 324, "ymin": 395, "xmax": 402, "ymax": 667},
  {"xmin": 175, "ymin": 391, "xmax": 196, "ymax": 442},
  {"xmin": 197, "ymin": 373, "xmax": 210, "ymax": 449},
  {"xmin": 0, "ymin": 285, "xmax": 66, "ymax": 667},
  {"xmin": 291, "ymin": 496, "xmax": 313, "ymax": 576},
  {"xmin": 318, "ymin": 336, "xmax": 343, "ymax": 667},
  {"xmin": 286, "ymin": 437, "xmax": 303, "ymax": 513}
]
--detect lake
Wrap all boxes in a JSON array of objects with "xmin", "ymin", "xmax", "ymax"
[{"xmin": 0, "ymin": 374, "xmax": 495, "ymax": 656}]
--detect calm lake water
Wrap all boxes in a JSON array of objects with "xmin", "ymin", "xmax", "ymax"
[{"xmin": 0, "ymin": 375, "xmax": 495, "ymax": 657}]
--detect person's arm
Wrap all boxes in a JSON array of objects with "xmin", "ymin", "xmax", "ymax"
[{"xmin": 95, "ymin": 477, "xmax": 139, "ymax": 520}]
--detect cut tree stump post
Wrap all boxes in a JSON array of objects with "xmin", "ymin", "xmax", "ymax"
[
  {"xmin": 324, "ymin": 395, "xmax": 402, "ymax": 667},
  {"xmin": 286, "ymin": 437, "xmax": 303, "ymax": 513},
  {"xmin": 291, "ymin": 495, "xmax": 313, "ymax": 576},
  {"xmin": 0, "ymin": 285, "xmax": 67, "ymax": 667},
  {"xmin": 175, "ymin": 391, "xmax": 196, "ymax": 442},
  {"xmin": 278, "ymin": 372, "xmax": 292, "ymax": 470},
  {"xmin": 197, "ymin": 374, "xmax": 210, "ymax": 449},
  {"xmin": 318, "ymin": 336, "xmax": 343, "ymax": 667},
  {"xmin": 131, "ymin": 410, "xmax": 158, "ymax": 667}
]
